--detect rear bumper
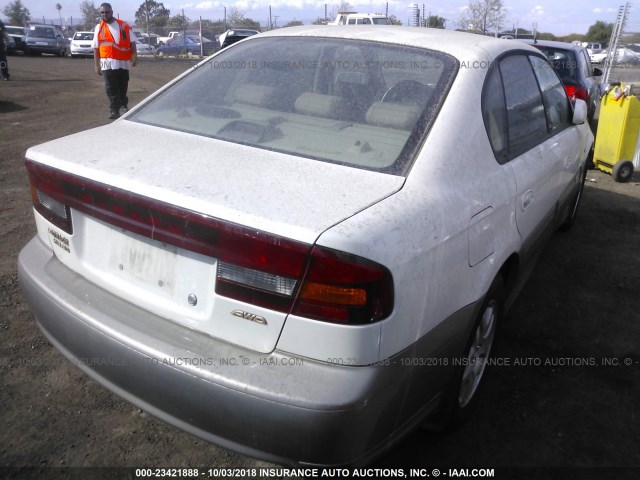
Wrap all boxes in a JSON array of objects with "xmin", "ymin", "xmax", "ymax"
[{"xmin": 18, "ymin": 236, "xmax": 472, "ymax": 466}]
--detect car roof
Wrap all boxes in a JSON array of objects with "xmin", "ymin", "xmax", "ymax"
[
  {"xmin": 27, "ymin": 24, "xmax": 58, "ymax": 31},
  {"xmin": 227, "ymin": 29, "xmax": 259, "ymax": 34},
  {"xmin": 254, "ymin": 25, "xmax": 540, "ymax": 60},
  {"xmin": 518, "ymin": 38, "xmax": 586, "ymax": 53}
]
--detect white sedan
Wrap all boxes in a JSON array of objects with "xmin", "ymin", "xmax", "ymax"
[
  {"xmin": 135, "ymin": 41, "xmax": 156, "ymax": 55},
  {"xmin": 69, "ymin": 31, "xmax": 94, "ymax": 58},
  {"xmin": 591, "ymin": 46, "xmax": 640, "ymax": 64},
  {"xmin": 19, "ymin": 26, "xmax": 593, "ymax": 466}
]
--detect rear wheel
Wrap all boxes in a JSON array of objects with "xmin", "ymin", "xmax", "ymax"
[
  {"xmin": 438, "ymin": 276, "xmax": 505, "ymax": 429},
  {"xmin": 457, "ymin": 279, "xmax": 502, "ymax": 410}
]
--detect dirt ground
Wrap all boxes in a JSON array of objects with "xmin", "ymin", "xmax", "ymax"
[{"xmin": 1, "ymin": 55, "xmax": 639, "ymax": 479}]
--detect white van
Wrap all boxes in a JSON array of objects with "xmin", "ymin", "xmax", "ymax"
[{"xmin": 330, "ymin": 12, "xmax": 391, "ymax": 25}]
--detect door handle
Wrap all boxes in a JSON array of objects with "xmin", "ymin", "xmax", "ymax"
[{"xmin": 521, "ymin": 190, "xmax": 534, "ymax": 211}]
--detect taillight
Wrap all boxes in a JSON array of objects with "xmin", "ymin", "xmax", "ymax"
[
  {"xmin": 25, "ymin": 160, "xmax": 394, "ymax": 325},
  {"xmin": 563, "ymin": 85, "xmax": 589, "ymax": 103},
  {"xmin": 293, "ymin": 246, "xmax": 393, "ymax": 324},
  {"xmin": 30, "ymin": 184, "xmax": 73, "ymax": 234}
]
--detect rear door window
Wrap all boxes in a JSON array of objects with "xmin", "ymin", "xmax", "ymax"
[
  {"xmin": 482, "ymin": 52, "xmax": 569, "ymax": 162},
  {"xmin": 499, "ymin": 54, "xmax": 548, "ymax": 157},
  {"xmin": 529, "ymin": 55, "xmax": 571, "ymax": 133}
]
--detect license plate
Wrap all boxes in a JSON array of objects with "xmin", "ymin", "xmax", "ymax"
[{"xmin": 109, "ymin": 233, "xmax": 177, "ymax": 293}]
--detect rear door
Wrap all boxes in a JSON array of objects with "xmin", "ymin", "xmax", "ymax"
[{"xmin": 482, "ymin": 53, "xmax": 580, "ymax": 257}]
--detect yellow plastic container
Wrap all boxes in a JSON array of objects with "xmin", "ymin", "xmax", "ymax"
[{"xmin": 594, "ymin": 84, "xmax": 640, "ymax": 182}]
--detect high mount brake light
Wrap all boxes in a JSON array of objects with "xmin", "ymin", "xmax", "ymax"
[{"xmin": 25, "ymin": 160, "xmax": 394, "ymax": 324}]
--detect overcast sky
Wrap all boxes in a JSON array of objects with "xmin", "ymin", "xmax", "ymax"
[{"xmin": 2, "ymin": 0, "xmax": 635, "ymax": 36}]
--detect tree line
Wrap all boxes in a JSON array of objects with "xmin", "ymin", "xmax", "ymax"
[{"xmin": 2, "ymin": 0, "xmax": 616, "ymax": 44}]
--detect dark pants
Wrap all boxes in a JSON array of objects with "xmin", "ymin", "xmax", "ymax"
[
  {"xmin": 0, "ymin": 45, "xmax": 9, "ymax": 79},
  {"xmin": 103, "ymin": 68, "xmax": 129, "ymax": 112}
]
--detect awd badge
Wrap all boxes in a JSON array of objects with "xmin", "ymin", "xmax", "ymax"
[{"xmin": 231, "ymin": 309, "xmax": 268, "ymax": 326}]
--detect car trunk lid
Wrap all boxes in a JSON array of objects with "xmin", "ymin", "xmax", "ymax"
[{"xmin": 25, "ymin": 121, "xmax": 405, "ymax": 352}]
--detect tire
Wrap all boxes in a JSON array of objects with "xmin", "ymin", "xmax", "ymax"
[
  {"xmin": 559, "ymin": 164, "xmax": 587, "ymax": 232},
  {"xmin": 458, "ymin": 278, "xmax": 503, "ymax": 406},
  {"xmin": 612, "ymin": 160, "xmax": 634, "ymax": 183},
  {"xmin": 439, "ymin": 276, "xmax": 505, "ymax": 429}
]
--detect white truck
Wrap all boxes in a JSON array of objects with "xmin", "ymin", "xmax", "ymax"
[
  {"xmin": 157, "ymin": 31, "xmax": 180, "ymax": 45},
  {"xmin": 329, "ymin": 12, "xmax": 391, "ymax": 25}
]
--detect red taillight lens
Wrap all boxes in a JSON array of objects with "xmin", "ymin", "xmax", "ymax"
[
  {"xmin": 574, "ymin": 87, "xmax": 589, "ymax": 103},
  {"xmin": 563, "ymin": 85, "xmax": 589, "ymax": 103},
  {"xmin": 563, "ymin": 85, "xmax": 575, "ymax": 99},
  {"xmin": 293, "ymin": 246, "xmax": 394, "ymax": 324},
  {"xmin": 25, "ymin": 160, "xmax": 394, "ymax": 324}
]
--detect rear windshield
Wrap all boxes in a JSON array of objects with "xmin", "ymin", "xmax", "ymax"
[
  {"xmin": 535, "ymin": 46, "xmax": 578, "ymax": 84},
  {"xmin": 6, "ymin": 27, "xmax": 25, "ymax": 35},
  {"xmin": 130, "ymin": 37, "xmax": 456, "ymax": 175}
]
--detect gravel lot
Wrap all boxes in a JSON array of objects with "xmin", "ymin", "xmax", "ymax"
[{"xmin": 1, "ymin": 55, "xmax": 640, "ymax": 480}]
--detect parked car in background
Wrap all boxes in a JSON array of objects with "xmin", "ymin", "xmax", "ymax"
[
  {"xmin": 590, "ymin": 49, "xmax": 607, "ymax": 64},
  {"xmin": 522, "ymin": 39, "xmax": 602, "ymax": 129},
  {"xmin": 156, "ymin": 35, "xmax": 215, "ymax": 56},
  {"xmin": 19, "ymin": 26, "xmax": 593, "ymax": 467},
  {"xmin": 137, "ymin": 33, "xmax": 159, "ymax": 46},
  {"xmin": 591, "ymin": 46, "xmax": 640, "ymax": 65},
  {"xmin": 4, "ymin": 31, "xmax": 16, "ymax": 54},
  {"xmin": 585, "ymin": 42, "xmax": 604, "ymax": 55},
  {"xmin": 136, "ymin": 41, "xmax": 157, "ymax": 55},
  {"xmin": 157, "ymin": 31, "xmax": 180, "ymax": 45},
  {"xmin": 329, "ymin": 12, "xmax": 391, "ymax": 25},
  {"xmin": 25, "ymin": 24, "xmax": 69, "ymax": 56},
  {"xmin": 216, "ymin": 28, "xmax": 259, "ymax": 49},
  {"xmin": 5, "ymin": 25, "xmax": 26, "ymax": 53},
  {"xmin": 69, "ymin": 31, "xmax": 94, "ymax": 58}
]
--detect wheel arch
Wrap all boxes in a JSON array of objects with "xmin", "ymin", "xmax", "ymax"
[{"xmin": 497, "ymin": 252, "xmax": 520, "ymax": 312}]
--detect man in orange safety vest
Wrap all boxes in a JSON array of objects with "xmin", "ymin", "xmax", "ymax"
[{"xmin": 93, "ymin": 3, "xmax": 138, "ymax": 119}]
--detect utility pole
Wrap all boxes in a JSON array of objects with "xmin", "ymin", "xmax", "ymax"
[
  {"xmin": 145, "ymin": 0, "xmax": 150, "ymax": 43},
  {"xmin": 182, "ymin": 8, "xmax": 186, "ymax": 50}
]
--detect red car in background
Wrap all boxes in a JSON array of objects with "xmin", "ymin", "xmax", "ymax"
[{"xmin": 522, "ymin": 39, "xmax": 603, "ymax": 132}]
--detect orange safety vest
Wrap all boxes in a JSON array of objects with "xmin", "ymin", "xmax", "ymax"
[{"xmin": 97, "ymin": 19, "xmax": 132, "ymax": 61}]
